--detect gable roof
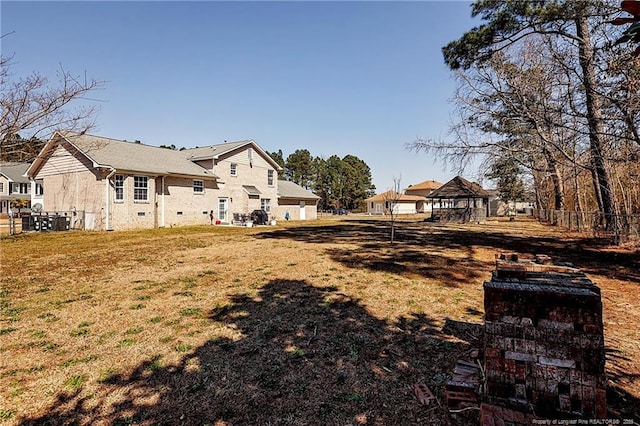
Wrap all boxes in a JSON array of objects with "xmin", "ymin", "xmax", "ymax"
[
  {"xmin": 277, "ymin": 180, "xmax": 320, "ymax": 200},
  {"xmin": 0, "ymin": 163, "xmax": 30, "ymax": 183},
  {"xmin": 426, "ymin": 176, "xmax": 490, "ymax": 199},
  {"xmin": 27, "ymin": 132, "xmax": 218, "ymax": 180},
  {"xmin": 405, "ymin": 179, "xmax": 443, "ymax": 192},
  {"xmin": 365, "ymin": 190, "xmax": 424, "ymax": 203},
  {"xmin": 183, "ymin": 140, "xmax": 283, "ymax": 171}
]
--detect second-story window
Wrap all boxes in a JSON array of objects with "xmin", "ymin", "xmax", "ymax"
[
  {"xmin": 35, "ymin": 183, "xmax": 44, "ymax": 197},
  {"xmin": 230, "ymin": 163, "xmax": 237, "ymax": 176},
  {"xmin": 10, "ymin": 183, "xmax": 30, "ymax": 194},
  {"xmin": 267, "ymin": 170, "xmax": 274, "ymax": 186}
]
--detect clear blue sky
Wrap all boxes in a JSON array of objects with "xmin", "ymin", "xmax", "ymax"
[{"xmin": 2, "ymin": 1, "xmax": 482, "ymax": 191}]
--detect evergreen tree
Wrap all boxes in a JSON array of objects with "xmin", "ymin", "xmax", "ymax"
[
  {"xmin": 267, "ymin": 149, "xmax": 285, "ymax": 170},
  {"xmin": 0, "ymin": 134, "xmax": 45, "ymax": 162},
  {"xmin": 285, "ymin": 149, "xmax": 314, "ymax": 188},
  {"xmin": 486, "ymin": 156, "xmax": 526, "ymax": 212}
]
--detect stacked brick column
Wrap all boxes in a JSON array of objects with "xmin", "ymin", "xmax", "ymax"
[{"xmin": 481, "ymin": 254, "xmax": 606, "ymax": 424}]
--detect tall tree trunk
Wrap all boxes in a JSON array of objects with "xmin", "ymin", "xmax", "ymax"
[
  {"xmin": 543, "ymin": 146, "xmax": 565, "ymax": 211},
  {"xmin": 575, "ymin": 8, "xmax": 617, "ymax": 231}
]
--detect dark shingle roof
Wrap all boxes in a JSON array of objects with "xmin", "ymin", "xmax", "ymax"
[{"xmin": 427, "ymin": 176, "xmax": 490, "ymax": 199}]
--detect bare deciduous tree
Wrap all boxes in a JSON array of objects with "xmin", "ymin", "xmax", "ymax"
[
  {"xmin": 1, "ymin": 39, "xmax": 105, "ymax": 150},
  {"xmin": 382, "ymin": 176, "xmax": 402, "ymax": 244}
]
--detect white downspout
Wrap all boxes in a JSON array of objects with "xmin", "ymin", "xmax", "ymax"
[
  {"xmin": 105, "ymin": 168, "xmax": 116, "ymax": 230},
  {"xmin": 161, "ymin": 176, "xmax": 165, "ymax": 228}
]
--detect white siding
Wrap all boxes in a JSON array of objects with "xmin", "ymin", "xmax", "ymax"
[{"xmin": 37, "ymin": 143, "xmax": 94, "ymax": 178}]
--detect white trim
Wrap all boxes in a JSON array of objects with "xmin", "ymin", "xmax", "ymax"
[
  {"xmin": 105, "ymin": 168, "xmax": 116, "ymax": 230},
  {"xmin": 133, "ymin": 175, "xmax": 149, "ymax": 202},
  {"xmin": 161, "ymin": 176, "xmax": 165, "ymax": 228}
]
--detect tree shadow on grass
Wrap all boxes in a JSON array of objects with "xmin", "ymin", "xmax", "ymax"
[
  {"xmin": 19, "ymin": 280, "xmax": 482, "ymax": 425},
  {"xmin": 257, "ymin": 220, "xmax": 486, "ymax": 287},
  {"xmin": 257, "ymin": 218, "xmax": 640, "ymax": 285}
]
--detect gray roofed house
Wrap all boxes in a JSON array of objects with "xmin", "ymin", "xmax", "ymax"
[
  {"xmin": 0, "ymin": 163, "xmax": 30, "ymax": 184},
  {"xmin": 24, "ymin": 131, "xmax": 306, "ymax": 230},
  {"xmin": 1, "ymin": 162, "xmax": 43, "ymax": 216}
]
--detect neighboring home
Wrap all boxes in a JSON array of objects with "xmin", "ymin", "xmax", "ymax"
[
  {"xmin": 404, "ymin": 180, "xmax": 442, "ymax": 197},
  {"xmin": 275, "ymin": 180, "xmax": 321, "ymax": 220},
  {"xmin": 365, "ymin": 190, "xmax": 425, "ymax": 215},
  {"xmin": 25, "ymin": 131, "xmax": 290, "ymax": 230},
  {"xmin": 487, "ymin": 189, "xmax": 537, "ymax": 216},
  {"xmin": 0, "ymin": 163, "xmax": 42, "ymax": 216},
  {"xmin": 404, "ymin": 179, "xmax": 443, "ymax": 213},
  {"xmin": 426, "ymin": 176, "xmax": 491, "ymax": 223}
]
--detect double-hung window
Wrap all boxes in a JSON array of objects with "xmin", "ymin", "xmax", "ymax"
[
  {"xmin": 267, "ymin": 170, "xmax": 274, "ymax": 186},
  {"xmin": 133, "ymin": 176, "xmax": 148, "ymax": 202},
  {"xmin": 193, "ymin": 180, "xmax": 204, "ymax": 194},
  {"xmin": 114, "ymin": 175, "xmax": 124, "ymax": 202},
  {"xmin": 35, "ymin": 183, "xmax": 44, "ymax": 197},
  {"xmin": 230, "ymin": 163, "xmax": 237, "ymax": 177},
  {"xmin": 10, "ymin": 183, "xmax": 29, "ymax": 194}
]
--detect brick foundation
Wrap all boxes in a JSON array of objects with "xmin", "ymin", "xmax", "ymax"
[{"xmin": 482, "ymin": 254, "xmax": 606, "ymax": 423}]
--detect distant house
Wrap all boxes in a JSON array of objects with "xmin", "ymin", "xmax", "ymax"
[
  {"xmin": 0, "ymin": 163, "xmax": 42, "ymax": 215},
  {"xmin": 426, "ymin": 176, "xmax": 491, "ymax": 223},
  {"xmin": 404, "ymin": 180, "xmax": 442, "ymax": 213},
  {"xmin": 275, "ymin": 180, "xmax": 321, "ymax": 220},
  {"xmin": 404, "ymin": 180, "xmax": 442, "ymax": 197},
  {"xmin": 487, "ymin": 189, "xmax": 537, "ymax": 216},
  {"xmin": 365, "ymin": 190, "xmax": 425, "ymax": 215},
  {"xmin": 25, "ymin": 131, "xmax": 293, "ymax": 230}
]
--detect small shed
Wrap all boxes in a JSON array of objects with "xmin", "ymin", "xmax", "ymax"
[{"xmin": 426, "ymin": 176, "xmax": 490, "ymax": 223}]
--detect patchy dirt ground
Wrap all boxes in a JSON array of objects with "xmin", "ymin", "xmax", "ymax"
[{"xmin": 0, "ymin": 216, "xmax": 638, "ymax": 425}]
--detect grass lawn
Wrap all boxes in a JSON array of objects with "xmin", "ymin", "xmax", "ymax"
[{"xmin": 0, "ymin": 216, "xmax": 638, "ymax": 425}]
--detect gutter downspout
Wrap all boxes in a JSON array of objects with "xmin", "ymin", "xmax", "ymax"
[
  {"xmin": 105, "ymin": 168, "xmax": 116, "ymax": 231},
  {"xmin": 161, "ymin": 176, "xmax": 165, "ymax": 228}
]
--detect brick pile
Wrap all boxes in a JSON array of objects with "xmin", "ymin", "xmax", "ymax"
[{"xmin": 481, "ymin": 254, "xmax": 606, "ymax": 424}]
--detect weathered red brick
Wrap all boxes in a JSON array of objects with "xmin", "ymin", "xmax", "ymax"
[{"xmin": 595, "ymin": 389, "xmax": 607, "ymax": 417}]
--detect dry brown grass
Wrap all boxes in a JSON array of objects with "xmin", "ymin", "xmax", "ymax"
[{"xmin": 0, "ymin": 216, "xmax": 638, "ymax": 425}]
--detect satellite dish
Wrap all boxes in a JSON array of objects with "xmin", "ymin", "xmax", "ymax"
[{"xmin": 32, "ymin": 203, "xmax": 43, "ymax": 213}]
